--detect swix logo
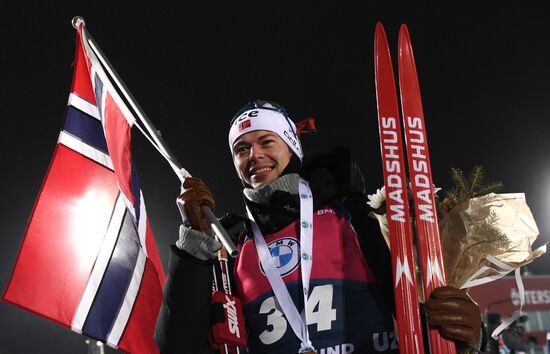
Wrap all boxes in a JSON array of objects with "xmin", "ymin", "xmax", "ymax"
[
  {"xmin": 238, "ymin": 119, "xmax": 251, "ymax": 131},
  {"xmin": 223, "ymin": 295, "xmax": 241, "ymax": 338}
]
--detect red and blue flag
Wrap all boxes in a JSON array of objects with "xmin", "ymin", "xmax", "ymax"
[{"xmin": 2, "ymin": 25, "xmax": 165, "ymax": 354}]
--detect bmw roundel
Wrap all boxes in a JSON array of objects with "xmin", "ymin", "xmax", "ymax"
[{"xmin": 259, "ymin": 237, "xmax": 300, "ymax": 277}]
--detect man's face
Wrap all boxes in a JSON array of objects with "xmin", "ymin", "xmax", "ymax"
[{"xmin": 232, "ymin": 130, "xmax": 292, "ymax": 189}]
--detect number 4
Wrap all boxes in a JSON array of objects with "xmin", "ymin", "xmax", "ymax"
[{"xmin": 306, "ymin": 284, "xmax": 337, "ymax": 331}]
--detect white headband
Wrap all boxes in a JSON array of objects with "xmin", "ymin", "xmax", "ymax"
[{"xmin": 228, "ymin": 108, "xmax": 303, "ymax": 159}]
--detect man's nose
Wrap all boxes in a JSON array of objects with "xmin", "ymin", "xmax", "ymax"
[{"xmin": 249, "ymin": 144, "xmax": 263, "ymax": 161}]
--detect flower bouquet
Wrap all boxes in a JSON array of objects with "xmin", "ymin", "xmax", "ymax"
[{"xmin": 368, "ymin": 166, "xmax": 547, "ymax": 290}]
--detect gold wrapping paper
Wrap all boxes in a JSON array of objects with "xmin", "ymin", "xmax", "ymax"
[
  {"xmin": 369, "ymin": 193, "xmax": 546, "ymax": 290},
  {"xmin": 440, "ymin": 193, "xmax": 546, "ymax": 288}
]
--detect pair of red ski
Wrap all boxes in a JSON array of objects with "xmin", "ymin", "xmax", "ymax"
[{"xmin": 375, "ymin": 23, "xmax": 456, "ymax": 353}]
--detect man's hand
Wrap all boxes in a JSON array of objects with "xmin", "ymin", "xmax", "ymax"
[
  {"xmin": 177, "ymin": 177, "xmax": 215, "ymax": 232},
  {"xmin": 425, "ymin": 286, "xmax": 483, "ymax": 351}
]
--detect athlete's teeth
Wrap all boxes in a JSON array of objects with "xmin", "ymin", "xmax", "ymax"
[{"xmin": 253, "ymin": 167, "xmax": 271, "ymax": 174}]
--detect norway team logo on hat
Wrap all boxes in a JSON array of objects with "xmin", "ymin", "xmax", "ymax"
[
  {"xmin": 238, "ymin": 119, "xmax": 251, "ymax": 132},
  {"xmin": 259, "ymin": 237, "xmax": 300, "ymax": 277},
  {"xmin": 228, "ymin": 107, "xmax": 303, "ymax": 160}
]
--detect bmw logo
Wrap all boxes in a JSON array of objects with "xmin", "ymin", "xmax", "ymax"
[{"xmin": 259, "ymin": 237, "xmax": 300, "ymax": 277}]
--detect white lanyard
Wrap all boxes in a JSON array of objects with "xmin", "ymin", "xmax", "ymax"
[{"xmin": 249, "ymin": 178, "xmax": 315, "ymax": 353}]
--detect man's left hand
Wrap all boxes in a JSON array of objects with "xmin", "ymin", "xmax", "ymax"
[{"xmin": 425, "ymin": 286, "xmax": 483, "ymax": 351}]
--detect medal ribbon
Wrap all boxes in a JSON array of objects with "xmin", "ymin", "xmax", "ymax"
[{"xmin": 250, "ymin": 178, "xmax": 315, "ymax": 353}]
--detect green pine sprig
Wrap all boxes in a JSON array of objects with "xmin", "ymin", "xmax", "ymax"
[{"xmin": 440, "ymin": 165, "xmax": 504, "ymax": 212}]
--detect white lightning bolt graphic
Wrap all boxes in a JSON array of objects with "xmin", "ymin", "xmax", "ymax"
[
  {"xmin": 395, "ymin": 256, "xmax": 414, "ymax": 287},
  {"xmin": 426, "ymin": 257, "xmax": 444, "ymax": 288}
]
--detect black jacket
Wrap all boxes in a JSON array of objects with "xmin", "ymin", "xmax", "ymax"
[{"xmin": 154, "ymin": 146, "xmax": 394, "ymax": 354}]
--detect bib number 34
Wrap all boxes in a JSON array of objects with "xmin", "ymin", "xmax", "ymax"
[{"xmin": 258, "ymin": 284, "xmax": 337, "ymax": 345}]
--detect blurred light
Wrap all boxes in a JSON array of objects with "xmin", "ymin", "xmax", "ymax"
[{"xmin": 70, "ymin": 189, "xmax": 114, "ymax": 273}]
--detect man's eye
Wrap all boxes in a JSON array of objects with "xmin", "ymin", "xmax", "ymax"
[
  {"xmin": 262, "ymin": 140, "xmax": 274, "ymax": 145},
  {"xmin": 235, "ymin": 146, "xmax": 249, "ymax": 155}
]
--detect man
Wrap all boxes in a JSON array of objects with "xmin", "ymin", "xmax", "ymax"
[{"xmin": 155, "ymin": 100, "xmax": 484, "ymax": 353}]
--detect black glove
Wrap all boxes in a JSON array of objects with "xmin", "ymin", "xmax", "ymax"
[
  {"xmin": 425, "ymin": 286, "xmax": 483, "ymax": 351},
  {"xmin": 176, "ymin": 177, "xmax": 215, "ymax": 231}
]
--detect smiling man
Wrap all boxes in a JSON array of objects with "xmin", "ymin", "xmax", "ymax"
[
  {"xmin": 232, "ymin": 131, "xmax": 292, "ymax": 189},
  {"xmin": 154, "ymin": 100, "xmax": 485, "ymax": 354}
]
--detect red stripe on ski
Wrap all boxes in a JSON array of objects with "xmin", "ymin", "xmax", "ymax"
[
  {"xmin": 374, "ymin": 22, "xmax": 425, "ymax": 354},
  {"xmin": 398, "ymin": 24, "xmax": 456, "ymax": 354}
]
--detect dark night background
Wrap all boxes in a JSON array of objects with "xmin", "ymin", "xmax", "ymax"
[{"xmin": 1, "ymin": 2, "xmax": 549, "ymax": 353}]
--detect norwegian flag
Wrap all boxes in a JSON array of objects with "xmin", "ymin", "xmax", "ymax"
[
  {"xmin": 238, "ymin": 119, "xmax": 251, "ymax": 131},
  {"xmin": 2, "ymin": 25, "xmax": 165, "ymax": 354}
]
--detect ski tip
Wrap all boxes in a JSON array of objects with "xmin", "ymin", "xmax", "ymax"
[
  {"xmin": 375, "ymin": 22, "xmax": 386, "ymax": 38},
  {"xmin": 374, "ymin": 22, "xmax": 389, "ymax": 50},
  {"xmin": 398, "ymin": 23, "xmax": 411, "ymax": 44},
  {"xmin": 398, "ymin": 23, "xmax": 414, "ymax": 64}
]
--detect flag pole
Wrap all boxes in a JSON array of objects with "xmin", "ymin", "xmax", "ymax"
[
  {"xmin": 72, "ymin": 16, "xmax": 238, "ymax": 257},
  {"xmin": 72, "ymin": 16, "xmax": 180, "ymax": 177}
]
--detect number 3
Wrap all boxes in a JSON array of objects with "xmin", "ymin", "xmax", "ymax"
[{"xmin": 258, "ymin": 296, "xmax": 287, "ymax": 344}]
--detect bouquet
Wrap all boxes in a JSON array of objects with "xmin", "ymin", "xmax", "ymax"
[{"xmin": 368, "ymin": 166, "xmax": 547, "ymax": 290}]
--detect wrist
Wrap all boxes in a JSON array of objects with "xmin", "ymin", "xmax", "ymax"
[{"xmin": 176, "ymin": 225, "xmax": 221, "ymax": 261}]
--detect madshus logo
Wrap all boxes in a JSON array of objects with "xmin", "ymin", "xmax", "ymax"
[{"xmin": 259, "ymin": 237, "xmax": 300, "ymax": 277}]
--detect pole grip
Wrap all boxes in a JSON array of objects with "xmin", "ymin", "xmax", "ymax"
[{"xmin": 202, "ymin": 205, "xmax": 239, "ymax": 258}]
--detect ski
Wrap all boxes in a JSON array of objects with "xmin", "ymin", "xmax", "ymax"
[
  {"xmin": 374, "ymin": 22, "xmax": 425, "ymax": 353},
  {"xmin": 397, "ymin": 24, "xmax": 456, "ymax": 353}
]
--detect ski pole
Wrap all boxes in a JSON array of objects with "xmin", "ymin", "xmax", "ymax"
[
  {"xmin": 210, "ymin": 244, "xmax": 246, "ymax": 353},
  {"xmin": 217, "ymin": 247, "xmax": 240, "ymax": 354}
]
